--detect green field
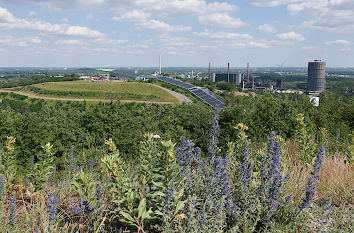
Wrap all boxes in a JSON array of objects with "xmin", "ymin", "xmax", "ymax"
[{"xmin": 20, "ymin": 81, "xmax": 179, "ymax": 103}]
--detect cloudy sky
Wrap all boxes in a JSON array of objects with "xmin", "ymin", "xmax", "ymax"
[{"xmin": 0, "ymin": 0, "xmax": 353, "ymax": 67}]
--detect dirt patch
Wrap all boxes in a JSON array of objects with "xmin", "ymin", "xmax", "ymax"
[
  {"xmin": 214, "ymin": 89, "xmax": 256, "ymax": 97},
  {"xmin": 234, "ymin": 91, "xmax": 257, "ymax": 97}
]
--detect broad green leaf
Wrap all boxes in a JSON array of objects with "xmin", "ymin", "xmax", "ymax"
[
  {"xmin": 138, "ymin": 198, "xmax": 146, "ymax": 219},
  {"xmin": 120, "ymin": 211, "xmax": 135, "ymax": 223},
  {"xmin": 175, "ymin": 201, "xmax": 186, "ymax": 213}
]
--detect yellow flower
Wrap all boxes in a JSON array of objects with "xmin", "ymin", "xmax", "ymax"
[{"xmin": 105, "ymin": 138, "xmax": 116, "ymax": 152}]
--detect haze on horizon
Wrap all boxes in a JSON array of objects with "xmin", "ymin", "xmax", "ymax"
[{"xmin": 0, "ymin": 0, "xmax": 353, "ymax": 67}]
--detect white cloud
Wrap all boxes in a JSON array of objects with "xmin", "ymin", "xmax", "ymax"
[
  {"xmin": 0, "ymin": 7, "xmax": 105, "ymax": 37},
  {"xmin": 340, "ymin": 47, "xmax": 352, "ymax": 52},
  {"xmin": 0, "ymin": 36, "xmax": 41, "ymax": 47},
  {"xmin": 148, "ymin": 0, "xmax": 238, "ymax": 17},
  {"xmin": 302, "ymin": 46, "xmax": 321, "ymax": 50},
  {"xmin": 112, "ymin": 9, "xmax": 190, "ymax": 32},
  {"xmin": 86, "ymin": 13, "xmax": 94, "ymax": 20},
  {"xmin": 138, "ymin": 19, "xmax": 192, "ymax": 32},
  {"xmin": 194, "ymin": 29, "xmax": 268, "ymax": 48},
  {"xmin": 55, "ymin": 39, "xmax": 84, "ymax": 45},
  {"xmin": 2, "ymin": 0, "xmax": 238, "ymax": 17},
  {"xmin": 93, "ymin": 38, "xmax": 127, "ymax": 45},
  {"xmin": 250, "ymin": 0, "xmax": 354, "ymax": 33},
  {"xmin": 197, "ymin": 29, "xmax": 252, "ymax": 40},
  {"xmin": 248, "ymin": 0, "xmax": 302, "ymax": 7},
  {"xmin": 198, "ymin": 13, "xmax": 245, "ymax": 28},
  {"xmin": 28, "ymin": 11, "xmax": 37, "ymax": 17},
  {"xmin": 288, "ymin": 0, "xmax": 354, "ymax": 33},
  {"xmin": 258, "ymin": 24, "xmax": 276, "ymax": 33},
  {"xmin": 275, "ymin": 31, "xmax": 305, "ymax": 42},
  {"xmin": 248, "ymin": 41, "xmax": 270, "ymax": 48},
  {"xmin": 2, "ymin": 1, "xmax": 245, "ymax": 32},
  {"xmin": 112, "ymin": 10, "xmax": 150, "ymax": 23},
  {"xmin": 60, "ymin": 18, "xmax": 69, "ymax": 23},
  {"xmin": 324, "ymin": 39, "xmax": 351, "ymax": 45},
  {"xmin": 199, "ymin": 45, "xmax": 217, "ymax": 50}
]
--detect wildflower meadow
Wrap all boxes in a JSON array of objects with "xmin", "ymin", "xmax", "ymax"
[{"xmin": 0, "ymin": 106, "xmax": 352, "ymax": 233}]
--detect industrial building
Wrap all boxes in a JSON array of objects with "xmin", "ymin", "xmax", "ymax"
[
  {"xmin": 213, "ymin": 73, "xmax": 242, "ymax": 85},
  {"xmin": 307, "ymin": 60, "xmax": 326, "ymax": 93}
]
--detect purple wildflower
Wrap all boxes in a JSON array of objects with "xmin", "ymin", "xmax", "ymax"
[
  {"xmin": 95, "ymin": 181, "xmax": 103, "ymax": 215},
  {"xmin": 258, "ymin": 132, "xmax": 284, "ymax": 222},
  {"xmin": 67, "ymin": 145, "xmax": 78, "ymax": 175},
  {"xmin": 298, "ymin": 145, "xmax": 324, "ymax": 212},
  {"xmin": 47, "ymin": 193, "xmax": 58, "ymax": 221},
  {"xmin": 8, "ymin": 196, "xmax": 16, "ymax": 226},
  {"xmin": 238, "ymin": 140, "xmax": 253, "ymax": 189},
  {"xmin": 88, "ymin": 160, "xmax": 94, "ymax": 171},
  {"xmin": 162, "ymin": 185, "xmax": 175, "ymax": 215}
]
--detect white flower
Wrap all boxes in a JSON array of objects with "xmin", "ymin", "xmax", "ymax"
[{"xmin": 153, "ymin": 135, "xmax": 161, "ymax": 139}]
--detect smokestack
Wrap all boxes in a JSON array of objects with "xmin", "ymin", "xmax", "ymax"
[
  {"xmin": 247, "ymin": 62, "xmax": 250, "ymax": 84},
  {"xmin": 159, "ymin": 54, "xmax": 162, "ymax": 74},
  {"xmin": 228, "ymin": 62, "xmax": 230, "ymax": 83},
  {"xmin": 209, "ymin": 62, "xmax": 211, "ymax": 81}
]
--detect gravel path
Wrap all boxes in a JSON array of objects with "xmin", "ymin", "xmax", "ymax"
[{"xmin": 152, "ymin": 84, "xmax": 193, "ymax": 104}]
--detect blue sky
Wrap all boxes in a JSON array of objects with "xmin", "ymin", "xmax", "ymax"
[{"xmin": 0, "ymin": 0, "xmax": 353, "ymax": 67}]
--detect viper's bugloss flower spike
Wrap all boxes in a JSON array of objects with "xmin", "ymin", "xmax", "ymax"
[
  {"xmin": 47, "ymin": 193, "xmax": 58, "ymax": 221},
  {"xmin": 239, "ymin": 140, "xmax": 253, "ymax": 189},
  {"xmin": 9, "ymin": 196, "xmax": 16, "ymax": 226},
  {"xmin": 298, "ymin": 145, "xmax": 325, "ymax": 213}
]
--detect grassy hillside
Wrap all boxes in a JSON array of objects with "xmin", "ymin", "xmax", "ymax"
[{"xmin": 18, "ymin": 81, "xmax": 180, "ymax": 103}]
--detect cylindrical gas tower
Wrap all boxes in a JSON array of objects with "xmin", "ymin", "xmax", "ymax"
[
  {"xmin": 307, "ymin": 60, "xmax": 326, "ymax": 92},
  {"xmin": 236, "ymin": 72, "xmax": 242, "ymax": 85}
]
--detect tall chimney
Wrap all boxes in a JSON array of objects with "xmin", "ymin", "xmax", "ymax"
[
  {"xmin": 247, "ymin": 62, "xmax": 250, "ymax": 84},
  {"xmin": 209, "ymin": 62, "xmax": 211, "ymax": 81},
  {"xmin": 159, "ymin": 54, "xmax": 162, "ymax": 74},
  {"xmin": 228, "ymin": 62, "xmax": 230, "ymax": 83}
]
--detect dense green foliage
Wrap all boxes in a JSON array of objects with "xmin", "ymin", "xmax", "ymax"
[
  {"xmin": 0, "ymin": 94, "xmax": 210, "ymax": 167},
  {"xmin": 0, "ymin": 89, "xmax": 352, "ymax": 168},
  {"xmin": 0, "ymin": 75, "xmax": 79, "ymax": 88}
]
